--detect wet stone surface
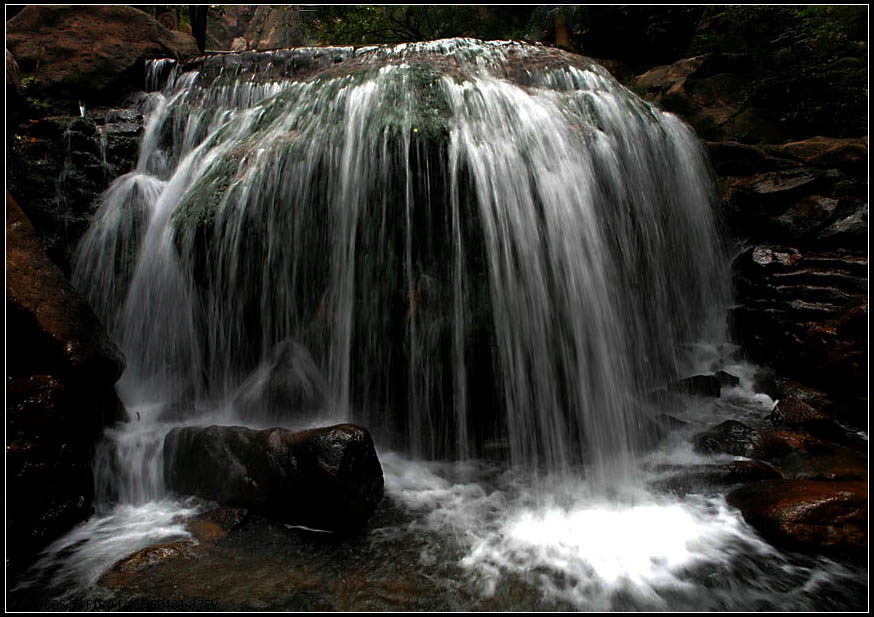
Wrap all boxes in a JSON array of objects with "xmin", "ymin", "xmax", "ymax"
[{"xmin": 94, "ymin": 499, "xmax": 574, "ymax": 612}]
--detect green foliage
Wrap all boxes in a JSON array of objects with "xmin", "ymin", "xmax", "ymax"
[
  {"xmin": 690, "ymin": 5, "xmax": 867, "ymax": 139},
  {"xmin": 300, "ymin": 6, "xmax": 536, "ymax": 46},
  {"xmin": 19, "ymin": 75, "xmax": 53, "ymax": 114},
  {"xmin": 566, "ymin": 6, "xmax": 704, "ymax": 70}
]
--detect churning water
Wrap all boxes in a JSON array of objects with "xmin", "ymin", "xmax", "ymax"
[{"xmin": 13, "ymin": 40, "xmax": 865, "ymax": 610}]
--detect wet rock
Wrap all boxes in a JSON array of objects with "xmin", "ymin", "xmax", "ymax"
[
  {"xmin": 692, "ymin": 420, "xmax": 793, "ymax": 460},
  {"xmin": 232, "ymin": 340, "xmax": 328, "ymax": 421},
  {"xmin": 770, "ymin": 397, "xmax": 825, "ymax": 425},
  {"xmin": 817, "ymin": 200, "xmax": 867, "ymax": 247},
  {"xmin": 730, "ymin": 245, "xmax": 867, "ymax": 415},
  {"xmin": 164, "ymin": 424, "xmax": 384, "ymax": 533},
  {"xmin": 102, "ymin": 541, "xmax": 196, "ymax": 589},
  {"xmin": 635, "ymin": 53, "xmax": 777, "ymax": 142},
  {"xmin": 768, "ymin": 136, "xmax": 868, "ymax": 173},
  {"xmin": 6, "ymin": 193, "xmax": 125, "ymax": 383},
  {"xmin": 666, "ymin": 374, "xmax": 721, "ymax": 397},
  {"xmin": 185, "ymin": 507, "xmax": 249, "ymax": 543},
  {"xmin": 719, "ymin": 170, "xmax": 846, "ymax": 243},
  {"xmin": 6, "ymin": 193, "xmax": 126, "ymax": 573},
  {"xmin": 773, "ymin": 195, "xmax": 840, "ymax": 241},
  {"xmin": 7, "ymin": 109, "xmax": 144, "ymax": 274},
  {"xmin": 652, "ymin": 460, "xmax": 781, "ymax": 494},
  {"xmin": 727, "ymin": 480, "xmax": 867, "ymax": 560},
  {"xmin": 774, "ymin": 446, "xmax": 867, "ymax": 482},
  {"xmin": 705, "ymin": 141, "xmax": 798, "ymax": 176},
  {"xmin": 767, "ymin": 397, "xmax": 847, "ymax": 442},
  {"xmin": 6, "ymin": 6, "xmax": 198, "ymax": 110}
]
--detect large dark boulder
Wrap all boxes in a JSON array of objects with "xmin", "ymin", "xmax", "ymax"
[
  {"xmin": 6, "ymin": 5, "xmax": 198, "ymax": 111},
  {"xmin": 163, "ymin": 424, "xmax": 384, "ymax": 533},
  {"xmin": 6, "ymin": 192, "xmax": 126, "ymax": 573},
  {"xmin": 6, "ymin": 193, "xmax": 125, "ymax": 383},
  {"xmin": 728, "ymin": 480, "xmax": 867, "ymax": 560}
]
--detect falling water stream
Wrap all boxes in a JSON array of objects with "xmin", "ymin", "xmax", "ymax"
[{"xmin": 12, "ymin": 40, "xmax": 865, "ymax": 611}]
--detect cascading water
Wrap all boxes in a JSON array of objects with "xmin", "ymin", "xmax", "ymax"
[
  {"xmin": 74, "ymin": 39, "xmax": 727, "ymax": 479},
  {"xmin": 16, "ymin": 40, "xmax": 864, "ymax": 611}
]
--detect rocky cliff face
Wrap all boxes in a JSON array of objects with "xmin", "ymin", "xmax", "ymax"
[
  {"xmin": 5, "ymin": 6, "xmax": 198, "ymax": 567},
  {"xmin": 631, "ymin": 53, "xmax": 867, "ymax": 559},
  {"xmin": 6, "ymin": 193, "xmax": 127, "ymax": 574},
  {"xmin": 4, "ymin": 6, "xmax": 867, "ymax": 566},
  {"xmin": 6, "ymin": 5, "xmax": 197, "ymax": 111},
  {"xmin": 633, "ymin": 55, "xmax": 867, "ymax": 427}
]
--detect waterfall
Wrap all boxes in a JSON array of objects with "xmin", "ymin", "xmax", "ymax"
[{"xmin": 73, "ymin": 39, "xmax": 729, "ymax": 490}]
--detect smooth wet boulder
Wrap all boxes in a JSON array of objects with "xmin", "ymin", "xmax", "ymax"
[
  {"xmin": 727, "ymin": 480, "xmax": 867, "ymax": 560},
  {"xmin": 6, "ymin": 5, "xmax": 198, "ymax": 110},
  {"xmin": 163, "ymin": 424, "xmax": 384, "ymax": 533}
]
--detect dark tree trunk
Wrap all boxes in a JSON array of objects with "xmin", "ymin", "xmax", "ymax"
[{"xmin": 189, "ymin": 5, "xmax": 208, "ymax": 53}]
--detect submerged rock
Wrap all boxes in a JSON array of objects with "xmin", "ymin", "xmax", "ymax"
[
  {"xmin": 232, "ymin": 340, "xmax": 328, "ymax": 421},
  {"xmin": 727, "ymin": 480, "xmax": 867, "ymax": 560},
  {"xmin": 163, "ymin": 424, "xmax": 384, "ymax": 533}
]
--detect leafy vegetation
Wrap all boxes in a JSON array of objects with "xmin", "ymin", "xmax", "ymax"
[
  {"xmin": 299, "ymin": 6, "xmax": 536, "ymax": 45},
  {"xmin": 688, "ymin": 6, "xmax": 868, "ymax": 139}
]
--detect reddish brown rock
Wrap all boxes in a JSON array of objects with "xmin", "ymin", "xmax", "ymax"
[
  {"xmin": 770, "ymin": 397, "xmax": 830, "ymax": 427},
  {"xmin": 652, "ymin": 460, "xmax": 781, "ymax": 495},
  {"xmin": 185, "ymin": 507, "xmax": 248, "ymax": 543},
  {"xmin": 768, "ymin": 136, "xmax": 868, "ymax": 172},
  {"xmin": 102, "ymin": 541, "xmax": 196, "ymax": 590},
  {"xmin": 693, "ymin": 420, "xmax": 794, "ymax": 461},
  {"xmin": 6, "ymin": 5, "xmax": 198, "ymax": 110},
  {"xmin": 635, "ymin": 54, "xmax": 777, "ymax": 142},
  {"xmin": 730, "ymin": 246, "xmax": 867, "ymax": 418},
  {"xmin": 6, "ymin": 192, "xmax": 126, "ymax": 574},
  {"xmin": 6, "ymin": 192, "xmax": 124, "ymax": 383},
  {"xmin": 775, "ymin": 446, "xmax": 867, "ymax": 482},
  {"xmin": 727, "ymin": 480, "xmax": 867, "ymax": 560}
]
